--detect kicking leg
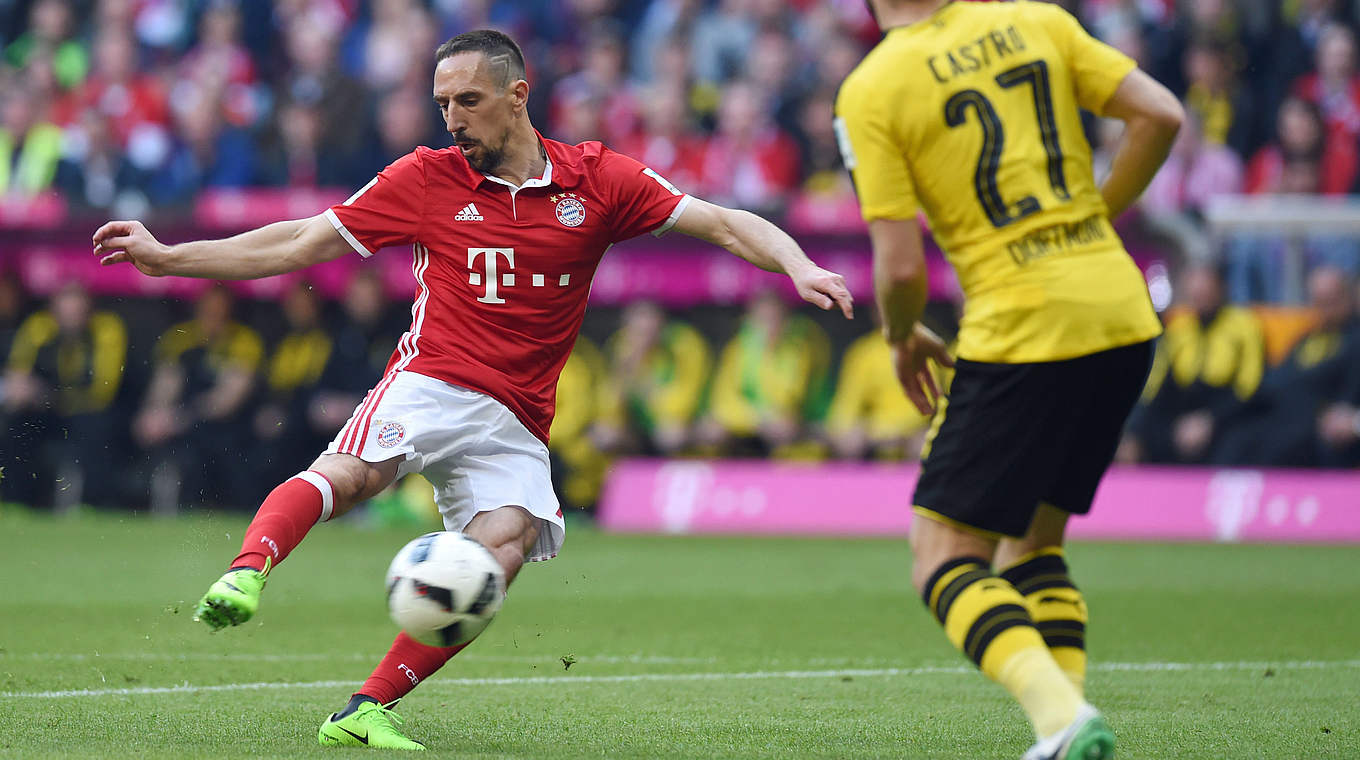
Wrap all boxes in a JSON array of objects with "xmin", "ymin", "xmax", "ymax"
[
  {"xmin": 319, "ymin": 506, "xmax": 541, "ymax": 750},
  {"xmin": 194, "ymin": 453, "xmax": 402, "ymax": 630},
  {"xmin": 996, "ymin": 504, "xmax": 1088, "ymax": 696},
  {"xmin": 910, "ymin": 513, "xmax": 1092, "ymax": 751}
]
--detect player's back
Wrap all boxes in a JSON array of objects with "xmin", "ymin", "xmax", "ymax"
[{"xmin": 836, "ymin": 0, "xmax": 1162, "ymax": 363}]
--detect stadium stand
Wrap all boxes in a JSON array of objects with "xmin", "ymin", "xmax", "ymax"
[{"xmin": 4, "ymin": 0, "xmax": 1360, "ymax": 512}]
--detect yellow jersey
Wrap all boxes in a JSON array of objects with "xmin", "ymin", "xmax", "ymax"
[{"xmin": 835, "ymin": 0, "xmax": 1162, "ymax": 363}]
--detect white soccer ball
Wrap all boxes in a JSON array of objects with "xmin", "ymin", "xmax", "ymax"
[{"xmin": 385, "ymin": 531, "xmax": 506, "ymax": 647}]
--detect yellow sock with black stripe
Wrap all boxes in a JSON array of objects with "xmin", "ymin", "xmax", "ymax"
[
  {"xmin": 922, "ymin": 556, "xmax": 1083, "ymax": 739},
  {"xmin": 1000, "ymin": 548, "xmax": 1088, "ymax": 695}
]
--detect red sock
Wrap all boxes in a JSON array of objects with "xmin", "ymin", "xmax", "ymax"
[
  {"xmin": 357, "ymin": 632, "xmax": 469, "ymax": 705},
  {"xmin": 231, "ymin": 471, "xmax": 335, "ymax": 571}
]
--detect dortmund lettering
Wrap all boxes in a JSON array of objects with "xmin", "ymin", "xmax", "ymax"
[{"xmin": 1005, "ymin": 214, "xmax": 1109, "ymax": 265}]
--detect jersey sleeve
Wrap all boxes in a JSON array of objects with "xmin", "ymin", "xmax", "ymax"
[
  {"xmin": 1037, "ymin": 2, "xmax": 1137, "ymax": 116},
  {"xmin": 834, "ymin": 76, "xmax": 918, "ymax": 222},
  {"xmin": 324, "ymin": 151, "xmax": 427, "ymax": 257},
  {"xmin": 597, "ymin": 147, "xmax": 690, "ymax": 243}
]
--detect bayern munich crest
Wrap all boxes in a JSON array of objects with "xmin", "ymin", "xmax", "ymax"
[
  {"xmin": 553, "ymin": 193, "xmax": 586, "ymax": 227},
  {"xmin": 376, "ymin": 421, "xmax": 406, "ymax": 448}
]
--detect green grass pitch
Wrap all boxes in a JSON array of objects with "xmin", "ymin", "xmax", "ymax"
[{"xmin": 1, "ymin": 509, "xmax": 1357, "ymax": 759}]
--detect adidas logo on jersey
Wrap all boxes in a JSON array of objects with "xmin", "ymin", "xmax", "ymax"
[{"xmin": 454, "ymin": 203, "xmax": 484, "ymax": 221}]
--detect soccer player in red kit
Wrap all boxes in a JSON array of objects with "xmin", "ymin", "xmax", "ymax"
[{"xmin": 92, "ymin": 30, "xmax": 853, "ymax": 750}]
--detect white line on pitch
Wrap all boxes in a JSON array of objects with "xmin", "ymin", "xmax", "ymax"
[{"xmin": 3, "ymin": 659, "xmax": 1357, "ymax": 700}]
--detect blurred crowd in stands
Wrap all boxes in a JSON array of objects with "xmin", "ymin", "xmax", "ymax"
[
  {"xmin": 2, "ymin": 0, "xmax": 1360, "ymax": 223},
  {"xmin": 5, "ymin": 0, "xmax": 1360, "ymax": 513},
  {"xmin": 0, "ymin": 274, "xmax": 953, "ymax": 511},
  {"xmin": 3, "ymin": 265, "xmax": 1359, "ymax": 513}
]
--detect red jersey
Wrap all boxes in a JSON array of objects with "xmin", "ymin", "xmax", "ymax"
[{"xmin": 325, "ymin": 135, "xmax": 689, "ymax": 443}]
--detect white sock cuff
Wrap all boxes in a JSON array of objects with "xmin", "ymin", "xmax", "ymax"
[{"xmin": 294, "ymin": 470, "xmax": 335, "ymax": 522}]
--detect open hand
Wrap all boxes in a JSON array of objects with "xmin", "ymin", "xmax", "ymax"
[
  {"xmin": 92, "ymin": 220, "xmax": 172, "ymax": 276},
  {"xmin": 889, "ymin": 323, "xmax": 954, "ymax": 416},
  {"xmin": 790, "ymin": 265, "xmax": 854, "ymax": 319}
]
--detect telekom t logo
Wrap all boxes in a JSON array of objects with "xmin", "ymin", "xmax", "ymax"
[
  {"xmin": 468, "ymin": 247, "xmax": 514, "ymax": 304},
  {"xmin": 467, "ymin": 247, "xmax": 572, "ymax": 304}
]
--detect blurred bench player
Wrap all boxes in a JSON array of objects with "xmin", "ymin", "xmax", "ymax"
[
  {"xmin": 835, "ymin": 2, "xmax": 1182, "ymax": 758},
  {"xmin": 93, "ymin": 29, "xmax": 853, "ymax": 751}
]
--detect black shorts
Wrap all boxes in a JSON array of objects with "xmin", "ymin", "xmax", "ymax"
[{"xmin": 912, "ymin": 340, "xmax": 1154, "ymax": 538}]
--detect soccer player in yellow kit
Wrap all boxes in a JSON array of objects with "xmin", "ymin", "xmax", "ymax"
[{"xmin": 835, "ymin": 2, "xmax": 1183, "ymax": 758}]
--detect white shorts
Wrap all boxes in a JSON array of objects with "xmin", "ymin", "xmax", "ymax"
[{"xmin": 327, "ymin": 370, "xmax": 563, "ymax": 562}]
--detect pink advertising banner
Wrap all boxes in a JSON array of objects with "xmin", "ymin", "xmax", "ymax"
[{"xmin": 597, "ymin": 460, "xmax": 1360, "ymax": 543}]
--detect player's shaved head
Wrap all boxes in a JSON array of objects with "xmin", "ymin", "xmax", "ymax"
[{"xmin": 435, "ymin": 29, "xmax": 527, "ymax": 89}]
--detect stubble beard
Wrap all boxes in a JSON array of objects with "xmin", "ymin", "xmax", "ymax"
[{"xmin": 467, "ymin": 129, "xmax": 510, "ymax": 175}]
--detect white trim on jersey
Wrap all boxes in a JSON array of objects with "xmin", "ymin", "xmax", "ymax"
[
  {"xmin": 324, "ymin": 208, "xmax": 373, "ymax": 258},
  {"xmin": 335, "ymin": 244, "xmax": 431, "ymax": 454},
  {"xmin": 480, "ymin": 157, "xmax": 553, "ymax": 192},
  {"xmin": 652, "ymin": 194, "xmax": 692, "ymax": 237},
  {"xmin": 344, "ymin": 177, "xmax": 379, "ymax": 206},
  {"xmin": 402, "ymin": 243, "xmax": 432, "ymax": 371}
]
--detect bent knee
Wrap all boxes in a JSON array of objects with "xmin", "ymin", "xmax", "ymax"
[{"xmin": 309, "ymin": 453, "xmax": 398, "ymax": 505}]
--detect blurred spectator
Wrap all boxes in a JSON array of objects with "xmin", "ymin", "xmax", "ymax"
[
  {"xmin": 1141, "ymin": 111, "xmax": 1244, "ymax": 218},
  {"xmin": 1317, "ymin": 315, "xmax": 1360, "ymax": 468},
  {"xmin": 1228, "ymin": 153, "xmax": 1360, "ymax": 302},
  {"xmin": 0, "ymin": 272, "xmax": 28, "ymax": 505},
  {"xmin": 593, "ymin": 300, "xmax": 711, "ymax": 456},
  {"xmin": 1145, "ymin": 0, "xmax": 1249, "ymax": 98},
  {"xmin": 1217, "ymin": 267, "xmax": 1360, "ymax": 466},
  {"xmin": 54, "ymin": 108, "xmax": 152, "ymax": 215},
  {"xmin": 1182, "ymin": 36, "xmax": 1255, "ymax": 157},
  {"xmin": 1245, "ymin": 95, "xmax": 1350, "ymax": 194},
  {"xmin": 696, "ymin": 80, "xmax": 800, "ymax": 213},
  {"xmin": 825, "ymin": 329, "xmax": 939, "ymax": 462},
  {"xmin": 553, "ymin": 90, "xmax": 607, "ymax": 146},
  {"xmin": 615, "ymin": 82, "xmax": 702, "ymax": 191},
  {"xmin": 175, "ymin": 0, "xmax": 261, "ymax": 129},
  {"xmin": 309, "ymin": 269, "xmax": 405, "ymax": 437},
  {"xmin": 150, "ymin": 89, "xmax": 256, "ymax": 204},
  {"xmin": 549, "ymin": 21, "xmax": 639, "ymax": 145},
  {"xmin": 3, "ymin": 281, "xmax": 127, "ymax": 508},
  {"xmin": 53, "ymin": 28, "xmax": 169, "ymax": 154},
  {"xmin": 3, "ymin": 0, "xmax": 86, "ymax": 89},
  {"xmin": 1122, "ymin": 265, "xmax": 1265, "ymax": 464},
  {"xmin": 813, "ymin": 31, "xmax": 865, "ymax": 94},
  {"xmin": 256, "ymin": 100, "xmax": 332, "ymax": 187},
  {"xmin": 134, "ymin": 285, "xmax": 262, "ymax": 511},
  {"xmin": 372, "ymin": 86, "xmax": 440, "ymax": 167},
  {"xmin": 0, "ymin": 83, "xmax": 62, "ymax": 197},
  {"xmin": 351, "ymin": 0, "xmax": 437, "ymax": 92},
  {"xmin": 745, "ymin": 29, "xmax": 801, "ymax": 127},
  {"xmin": 629, "ymin": 0, "xmax": 701, "ymax": 84},
  {"xmin": 1266, "ymin": 0, "xmax": 1349, "ymax": 112},
  {"xmin": 279, "ymin": 19, "xmax": 372, "ymax": 187},
  {"xmin": 794, "ymin": 87, "xmax": 842, "ymax": 187},
  {"xmin": 699, "ymin": 291, "xmax": 832, "ymax": 457},
  {"xmin": 548, "ymin": 335, "xmax": 608, "ymax": 509},
  {"xmin": 1290, "ymin": 22, "xmax": 1360, "ymax": 188},
  {"xmin": 254, "ymin": 281, "xmax": 334, "ymax": 485},
  {"xmin": 0, "ymin": 271, "xmax": 23, "ymax": 354},
  {"xmin": 690, "ymin": 0, "xmax": 757, "ymax": 86}
]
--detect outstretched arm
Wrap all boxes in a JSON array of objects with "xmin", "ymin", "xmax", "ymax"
[
  {"xmin": 671, "ymin": 196, "xmax": 854, "ymax": 318},
  {"xmin": 92, "ymin": 213, "xmax": 354, "ymax": 280},
  {"xmin": 868, "ymin": 217, "xmax": 954, "ymax": 416}
]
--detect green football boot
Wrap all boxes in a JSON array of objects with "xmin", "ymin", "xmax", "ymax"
[
  {"xmin": 1022, "ymin": 703, "xmax": 1115, "ymax": 760},
  {"xmin": 318, "ymin": 700, "xmax": 426, "ymax": 750},
  {"xmin": 193, "ymin": 558, "xmax": 270, "ymax": 631}
]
